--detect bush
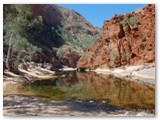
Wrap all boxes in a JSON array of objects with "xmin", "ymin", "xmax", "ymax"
[
  {"xmin": 121, "ymin": 16, "xmax": 140, "ymax": 26},
  {"xmin": 122, "ymin": 53, "xmax": 132, "ymax": 59}
]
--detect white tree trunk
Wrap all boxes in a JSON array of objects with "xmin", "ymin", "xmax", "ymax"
[{"xmin": 6, "ymin": 33, "xmax": 13, "ymax": 71}]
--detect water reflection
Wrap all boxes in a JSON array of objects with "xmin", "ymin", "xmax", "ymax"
[{"xmin": 24, "ymin": 71, "xmax": 155, "ymax": 111}]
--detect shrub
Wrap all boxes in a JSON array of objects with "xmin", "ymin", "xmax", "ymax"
[
  {"xmin": 81, "ymin": 52, "xmax": 93, "ymax": 60},
  {"xmin": 121, "ymin": 16, "xmax": 140, "ymax": 26},
  {"xmin": 122, "ymin": 53, "xmax": 131, "ymax": 59}
]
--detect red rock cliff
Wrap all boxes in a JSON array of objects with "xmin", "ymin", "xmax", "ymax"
[{"xmin": 77, "ymin": 4, "xmax": 155, "ymax": 69}]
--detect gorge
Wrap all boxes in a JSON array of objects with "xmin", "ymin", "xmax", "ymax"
[{"xmin": 3, "ymin": 4, "xmax": 155, "ymax": 116}]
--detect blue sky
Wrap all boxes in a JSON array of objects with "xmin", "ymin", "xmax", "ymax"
[{"xmin": 59, "ymin": 4, "xmax": 147, "ymax": 28}]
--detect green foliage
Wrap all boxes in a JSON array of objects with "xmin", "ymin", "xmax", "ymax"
[
  {"xmin": 108, "ymin": 45, "xmax": 117, "ymax": 61},
  {"xmin": 57, "ymin": 26, "xmax": 72, "ymax": 43},
  {"xmin": 81, "ymin": 52, "xmax": 93, "ymax": 60},
  {"xmin": 121, "ymin": 16, "xmax": 140, "ymax": 26},
  {"xmin": 49, "ymin": 17, "xmax": 101, "ymax": 58},
  {"xmin": 4, "ymin": 4, "xmax": 101, "ymax": 69},
  {"xmin": 28, "ymin": 16, "xmax": 43, "ymax": 31},
  {"xmin": 122, "ymin": 53, "xmax": 132, "ymax": 59},
  {"xmin": 3, "ymin": 4, "xmax": 43, "ymax": 70},
  {"xmin": 56, "ymin": 48, "xmax": 64, "ymax": 58},
  {"xmin": 51, "ymin": 24, "xmax": 99, "ymax": 59},
  {"xmin": 111, "ymin": 50, "xmax": 117, "ymax": 61}
]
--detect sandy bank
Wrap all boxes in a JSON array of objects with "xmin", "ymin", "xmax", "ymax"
[
  {"xmin": 93, "ymin": 63, "xmax": 155, "ymax": 85},
  {"xmin": 3, "ymin": 63, "xmax": 57, "ymax": 83},
  {"xmin": 59, "ymin": 67, "xmax": 76, "ymax": 71}
]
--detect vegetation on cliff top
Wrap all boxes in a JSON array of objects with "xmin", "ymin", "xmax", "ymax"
[{"xmin": 120, "ymin": 16, "xmax": 141, "ymax": 26}]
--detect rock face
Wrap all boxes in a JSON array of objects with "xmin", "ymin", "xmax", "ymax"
[
  {"xmin": 77, "ymin": 4, "xmax": 155, "ymax": 69},
  {"xmin": 62, "ymin": 52, "xmax": 80, "ymax": 67},
  {"xmin": 31, "ymin": 4, "xmax": 100, "ymax": 35}
]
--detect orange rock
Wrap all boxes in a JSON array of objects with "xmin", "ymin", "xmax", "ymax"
[{"xmin": 77, "ymin": 4, "xmax": 155, "ymax": 69}]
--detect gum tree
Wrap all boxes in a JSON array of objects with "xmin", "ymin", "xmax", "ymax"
[{"xmin": 3, "ymin": 4, "xmax": 42, "ymax": 72}]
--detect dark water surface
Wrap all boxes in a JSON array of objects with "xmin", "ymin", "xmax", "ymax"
[{"xmin": 21, "ymin": 71, "xmax": 155, "ymax": 111}]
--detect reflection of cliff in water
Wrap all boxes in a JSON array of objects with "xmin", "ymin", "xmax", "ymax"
[
  {"xmin": 23, "ymin": 71, "xmax": 154, "ymax": 111},
  {"xmin": 75, "ymin": 72, "xmax": 154, "ymax": 110}
]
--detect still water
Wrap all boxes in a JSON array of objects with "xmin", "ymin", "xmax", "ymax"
[{"xmin": 20, "ymin": 71, "xmax": 155, "ymax": 111}]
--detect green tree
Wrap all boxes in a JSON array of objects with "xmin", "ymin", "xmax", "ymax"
[{"xmin": 3, "ymin": 4, "xmax": 42, "ymax": 72}]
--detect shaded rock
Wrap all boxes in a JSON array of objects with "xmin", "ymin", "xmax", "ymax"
[{"xmin": 31, "ymin": 4, "xmax": 63, "ymax": 26}]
